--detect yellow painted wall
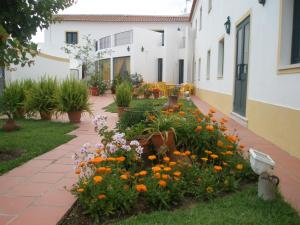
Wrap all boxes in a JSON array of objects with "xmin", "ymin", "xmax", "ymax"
[{"xmin": 196, "ymin": 88, "xmax": 300, "ymax": 159}]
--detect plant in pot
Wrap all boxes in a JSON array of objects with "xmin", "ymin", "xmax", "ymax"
[
  {"xmin": 56, "ymin": 78, "xmax": 91, "ymax": 123},
  {"xmin": 115, "ymin": 82, "xmax": 132, "ymax": 117},
  {"xmin": 143, "ymin": 84, "xmax": 152, "ymax": 99},
  {"xmin": 98, "ymin": 80, "xmax": 107, "ymax": 95},
  {"xmin": 152, "ymin": 87, "xmax": 160, "ymax": 99},
  {"xmin": 164, "ymin": 85, "xmax": 181, "ymax": 109},
  {"xmin": 25, "ymin": 77, "xmax": 58, "ymax": 120},
  {"xmin": 88, "ymin": 74, "xmax": 100, "ymax": 96},
  {"xmin": 0, "ymin": 84, "xmax": 22, "ymax": 131}
]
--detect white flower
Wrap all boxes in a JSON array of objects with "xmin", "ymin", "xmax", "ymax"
[
  {"xmin": 95, "ymin": 143, "xmax": 104, "ymax": 149},
  {"xmin": 100, "ymin": 152, "xmax": 108, "ymax": 159},
  {"xmin": 80, "ymin": 147, "xmax": 87, "ymax": 154},
  {"xmin": 136, "ymin": 146, "xmax": 143, "ymax": 154},
  {"xmin": 107, "ymin": 143, "xmax": 117, "ymax": 153},
  {"xmin": 83, "ymin": 143, "xmax": 91, "ymax": 149},
  {"xmin": 130, "ymin": 140, "xmax": 140, "ymax": 146},
  {"xmin": 121, "ymin": 145, "xmax": 131, "ymax": 151},
  {"xmin": 87, "ymin": 153, "xmax": 94, "ymax": 161}
]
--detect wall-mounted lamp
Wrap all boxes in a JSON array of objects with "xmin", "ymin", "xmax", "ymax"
[
  {"xmin": 127, "ymin": 46, "xmax": 130, "ymax": 52},
  {"xmin": 258, "ymin": 0, "xmax": 266, "ymax": 6},
  {"xmin": 224, "ymin": 16, "xmax": 231, "ymax": 34},
  {"xmin": 141, "ymin": 46, "xmax": 144, "ymax": 52},
  {"xmin": 177, "ymin": 27, "xmax": 181, "ymax": 31}
]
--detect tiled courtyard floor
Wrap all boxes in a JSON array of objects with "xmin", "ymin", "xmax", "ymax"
[{"xmin": 0, "ymin": 94, "xmax": 299, "ymax": 225}]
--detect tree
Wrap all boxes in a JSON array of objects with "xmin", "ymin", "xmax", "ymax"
[
  {"xmin": 0, "ymin": 0, "xmax": 75, "ymax": 68},
  {"xmin": 62, "ymin": 34, "xmax": 104, "ymax": 79}
]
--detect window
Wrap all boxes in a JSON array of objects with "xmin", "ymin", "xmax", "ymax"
[
  {"xmin": 218, "ymin": 38, "xmax": 225, "ymax": 77},
  {"xmin": 206, "ymin": 50, "xmax": 211, "ymax": 80},
  {"xmin": 95, "ymin": 41, "xmax": 98, "ymax": 51},
  {"xmin": 158, "ymin": 58, "xmax": 163, "ymax": 81},
  {"xmin": 66, "ymin": 32, "xmax": 78, "ymax": 44},
  {"xmin": 114, "ymin": 30, "xmax": 133, "ymax": 46},
  {"xmin": 99, "ymin": 36, "xmax": 111, "ymax": 49},
  {"xmin": 199, "ymin": 7, "xmax": 202, "ymax": 30},
  {"xmin": 154, "ymin": 30, "xmax": 165, "ymax": 46},
  {"xmin": 291, "ymin": 0, "xmax": 300, "ymax": 64},
  {"xmin": 208, "ymin": 0, "xmax": 212, "ymax": 13},
  {"xmin": 198, "ymin": 58, "xmax": 201, "ymax": 81}
]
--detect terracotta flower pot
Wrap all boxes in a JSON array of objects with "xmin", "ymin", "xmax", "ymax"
[
  {"xmin": 153, "ymin": 92, "xmax": 160, "ymax": 99},
  {"xmin": 89, "ymin": 87, "xmax": 99, "ymax": 96},
  {"xmin": 151, "ymin": 130, "xmax": 176, "ymax": 152},
  {"xmin": 40, "ymin": 112, "xmax": 52, "ymax": 120},
  {"xmin": 168, "ymin": 95, "xmax": 178, "ymax": 106},
  {"xmin": 67, "ymin": 111, "xmax": 82, "ymax": 123},
  {"xmin": 2, "ymin": 119, "xmax": 20, "ymax": 132},
  {"xmin": 117, "ymin": 106, "xmax": 127, "ymax": 117}
]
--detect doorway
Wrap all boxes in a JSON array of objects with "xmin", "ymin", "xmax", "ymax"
[
  {"xmin": 233, "ymin": 16, "xmax": 250, "ymax": 117},
  {"xmin": 179, "ymin": 59, "xmax": 184, "ymax": 84},
  {"xmin": 158, "ymin": 58, "xmax": 163, "ymax": 82}
]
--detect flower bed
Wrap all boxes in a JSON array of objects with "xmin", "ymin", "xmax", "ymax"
[{"xmin": 66, "ymin": 100, "xmax": 256, "ymax": 224}]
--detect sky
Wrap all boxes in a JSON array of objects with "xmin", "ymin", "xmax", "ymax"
[{"xmin": 32, "ymin": 0, "xmax": 193, "ymax": 42}]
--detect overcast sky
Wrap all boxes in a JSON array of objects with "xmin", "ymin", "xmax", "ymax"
[{"xmin": 32, "ymin": 0, "xmax": 192, "ymax": 42}]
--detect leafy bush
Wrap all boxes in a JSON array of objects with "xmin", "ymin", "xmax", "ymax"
[
  {"xmin": 88, "ymin": 74, "xmax": 100, "ymax": 88},
  {"xmin": 98, "ymin": 80, "xmax": 107, "ymax": 95},
  {"xmin": 115, "ymin": 82, "xmax": 132, "ymax": 107},
  {"xmin": 25, "ymin": 77, "xmax": 58, "ymax": 117},
  {"xmin": 56, "ymin": 78, "xmax": 91, "ymax": 113}
]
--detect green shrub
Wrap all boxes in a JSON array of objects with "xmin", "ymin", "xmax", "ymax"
[
  {"xmin": 25, "ymin": 77, "xmax": 58, "ymax": 117},
  {"xmin": 98, "ymin": 80, "xmax": 107, "ymax": 95},
  {"xmin": 56, "ymin": 78, "xmax": 91, "ymax": 113},
  {"xmin": 115, "ymin": 82, "xmax": 132, "ymax": 107}
]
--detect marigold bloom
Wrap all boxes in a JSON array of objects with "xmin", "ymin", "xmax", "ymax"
[
  {"xmin": 169, "ymin": 161, "xmax": 177, "ymax": 166},
  {"xmin": 93, "ymin": 176, "xmax": 103, "ymax": 184},
  {"xmin": 98, "ymin": 194, "xmax": 106, "ymax": 200},
  {"xmin": 163, "ymin": 156, "xmax": 170, "ymax": 162},
  {"xmin": 206, "ymin": 186, "xmax": 214, "ymax": 193},
  {"xmin": 135, "ymin": 184, "xmax": 147, "ymax": 192},
  {"xmin": 79, "ymin": 162, "xmax": 85, "ymax": 167},
  {"xmin": 195, "ymin": 125, "xmax": 202, "ymax": 132},
  {"xmin": 139, "ymin": 170, "xmax": 148, "ymax": 176},
  {"xmin": 211, "ymin": 117, "xmax": 217, "ymax": 123},
  {"xmin": 96, "ymin": 167, "xmax": 107, "ymax": 173},
  {"xmin": 217, "ymin": 140, "xmax": 224, "ymax": 147},
  {"xmin": 148, "ymin": 115, "xmax": 156, "ymax": 121},
  {"xmin": 206, "ymin": 125, "xmax": 214, "ymax": 131},
  {"xmin": 158, "ymin": 180, "xmax": 167, "ymax": 187},
  {"xmin": 178, "ymin": 111, "xmax": 185, "ymax": 117},
  {"xmin": 210, "ymin": 154, "xmax": 219, "ymax": 159},
  {"xmin": 161, "ymin": 174, "xmax": 169, "ymax": 180},
  {"xmin": 201, "ymin": 157, "xmax": 208, "ymax": 162},
  {"xmin": 173, "ymin": 150, "xmax": 181, "ymax": 156},
  {"xmin": 152, "ymin": 166, "xmax": 161, "ymax": 173},
  {"xmin": 197, "ymin": 117, "xmax": 202, "ymax": 123},
  {"xmin": 134, "ymin": 173, "xmax": 139, "ymax": 177},
  {"xmin": 117, "ymin": 156, "xmax": 126, "ymax": 162},
  {"xmin": 184, "ymin": 150, "xmax": 191, "ymax": 156},
  {"xmin": 77, "ymin": 188, "xmax": 84, "ymax": 193},
  {"xmin": 204, "ymin": 150, "xmax": 212, "ymax": 155},
  {"xmin": 239, "ymin": 144, "xmax": 245, "ymax": 149},
  {"xmin": 220, "ymin": 126, "xmax": 227, "ymax": 132},
  {"xmin": 225, "ymin": 151, "xmax": 233, "ymax": 156},
  {"xmin": 214, "ymin": 165, "xmax": 222, "ymax": 172},
  {"xmin": 75, "ymin": 168, "xmax": 81, "ymax": 174},
  {"xmin": 173, "ymin": 171, "xmax": 181, "ymax": 177},
  {"xmin": 91, "ymin": 157, "xmax": 104, "ymax": 164},
  {"xmin": 163, "ymin": 167, "xmax": 172, "ymax": 172},
  {"xmin": 209, "ymin": 108, "xmax": 217, "ymax": 113},
  {"xmin": 226, "ymin": 145, "xmax": 234, "ymax": 149},
  {"xmin": 107, "ymin": 157, "xmax": 116, "ymax": 162},
  {"xmin": 227, "ymin": 135, "xmax": 237, "ymax": 143},
  {"xmin": 154, "ymin": 173, "xmax": 161, "ymax": 179},
  {"xmin": 236, "ymin": 164, "xmax": 244, "ymax": 170},
  {"xmin": 191, "ymin": 154, "xmax": 197, "ymax": 160},
  {"xmin": 148, "ymin": 155, "xmax": 157, "ymax": 160},
  {"xmin": 120, "ymin": 174, "xmax": 128, "ymax": 180},
  {"xmin": 168, "ymin": 109, "xmax": 174, "ymax": 113}
]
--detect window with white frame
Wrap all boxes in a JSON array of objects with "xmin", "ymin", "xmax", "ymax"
[
  {"xmin": 218, "ymin": 38, "xmax": 225, "ymax": 78},
  {"xmin": 206, "ymin": 50, "xmax": 211, "ymax": 80},
  {"xmin": 199, "ymin": 7, "xmax": 202, "ymax": 30},
  {"xmin": 208, "ymin": 0, "xmax": 212, "ymax": 13},
  {"xmin": 99, "ymin": 36, "xmax": 111, "ymax": 50},
  {"xmin": 198, "ymin": 58, "xmax": 201, "ymax": 81},
  {"xmin": 114, "ymin": 30, "xmax": 133, "ymax": 46}
]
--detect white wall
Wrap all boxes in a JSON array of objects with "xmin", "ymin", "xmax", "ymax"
[
  {"xmin": 190, "ymin": 0, "xmax": 300, "ymax": 110},
  {"xmin": 6, "ymin": 53, "xmax": 70, "ymax": 82}
]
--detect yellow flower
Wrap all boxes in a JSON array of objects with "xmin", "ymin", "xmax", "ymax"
[
  {"xmin": 163, "ymin": 156, "xmax": 170, "ymax": 162},
  {"xmin": 204, "ymin": 150, "xmax": 212, "ymax": 155},
  {"xmin": 97, "ymin": 194, "xmax": 106, "ymax": 200},
  {"xmin": 173, "ymin": 150, "xmax": 181, "ymax": 156},
  {"xmin": 136, "ymin": 184, "xmax": 147, "ymax": 192},
  {"xmin": 139, "ymin": 170, "xmax": 148, "ymax": 176},
  {"xmin": 148, "ymin": 155, "xmax": 157, "ymax": 161},
  {"xmin": 93, "ymin": 176, "xmax": 103, "ymax": 184},
  {"xmin": 201, "ymin": 157, "xmax": 208, "ymax": 162},
  {"xmin": 236, "ymin": 164, "xmax": 244, "ymax": 170},
  {"xmin": 120, "ymin": 174, "xmax": 128, "ymax": 180},
  {"xmin": 152, "ymin": 166, "xmax": 161, "ymax": 173},
  {"xmin": 169, "ymin": 161, "xmax": 177, "ymax": 166},
  {"xmin": 210, "ymin": 154, "xmax": 219, "ymax": 159},
  {"xmin": 206, "ymin": 186, "xmax": 214, "ymax": 193},
  {"xmin": 158, "ymin": 180, "xmax": 167, "ymax": 187},
  {"xmin": 191, "ymin": 155, "xmax": 197, "ymax": 160},
  {"xmin": 225, "ymin": 151, "xmax": 233, "ymax": 156},
  {"xmin": 163, "ymin": 167, "xmax": 172, "ymax": 172},
  {"xmin": 173, "ymin": 171, "xmax": 181, "ymax": 177}
]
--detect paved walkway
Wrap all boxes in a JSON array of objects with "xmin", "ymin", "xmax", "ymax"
[
  {"xmin": 192, "ymin": 96, "xmax": 300, "ymax": 213},
  {"xmin": 0, "ymin": 95, "xmax": 117, "ymax": 225}
]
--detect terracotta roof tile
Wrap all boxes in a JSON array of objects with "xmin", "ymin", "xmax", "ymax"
[{"xmin": 54, "ymin": 14, "xmax": 190, "ymax": 23}]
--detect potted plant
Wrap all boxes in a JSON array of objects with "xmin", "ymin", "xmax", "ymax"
[
  {"xmin": 143, "ymin": 84, "xmax": 152, "ymax": 99},
  {"xmin": 167, "ymin": 85, "xmax": 181, "ymax": 107},
  {"xmin": 88, "ymin": 74, "xmax": 100, "ymax": 96},
  {"xmin": 152, "ymin": 87, "xmax": 160, "ymax": 99},
  {"xmin": 115, "ymin": 82, "xmax": 132, "ymax": 117},
  {"xmin": 98, "ymin": 80, "xmax": 107, "ymax": 95},
  {"xmin": 25, "ymin": 77, "xmax": 58, "ymax": 120},
  {"xmin": 56, "ymin": 78, "xmax": 91, "ymax": 123},
  {"xmin": 0, "ymin": 84, "xmax": 22, "ymax": 131}
]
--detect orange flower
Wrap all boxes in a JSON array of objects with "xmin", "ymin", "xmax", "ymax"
[
  {"xmin": 220, "ymin": 126, "xmax": 227, "ymax": 132},
  {"xmin": 154, "ymin": 173, "xmax": 161, "ymax": 179},
  {"xmin": 148, "ymin": 155, "xmax": 157, "ymax": 161},
  {"xmin": 220, "ymin": 117, "xmax": 228, "ymax": 123},
  {"xmin": 163, "ymin": 156, "xmax": 170, "ymax": 162},
  {"xmin": 226, "ymin": 145, "xmax": 234, "ymax": 149},
  {"xmin": 75, "ymin": 168, "xmax": 81, "ymax": 174},
  {"xmin": 184, "ymin": 150, "xmax": 191, "ymax": 156},
  {"xmin": 210, "ymin": 154, "xmax": 219, "ymax": 159},
  {"xmin": 136, "ymin": 184, "xmax": 147, "ymax": 192},
  {"xmin": 173, "ymin": 150, "xmax": 181, "ymax": 156},
  {"xmin": 191, "ymin": 154, "xmax": 197, "ymax": 160},
  {"xmin": 195, "ymin": 125, "xmax": 202, "ymax": 132},
  {"xmin": 168, "ymin": 108, "xmax": 174, "ymax": 113},
  {"xmin": 173, "ymin": 171, "xmax": 181, "ymax": 177},
  {"xmin": 211, "ymin": 117, "xmax": 217, "ymax": 123},
  {"xmin": 169, "ymin": 161, "xmax": 177, "ymax": 166},
  {"xmin": 96, "ymin": 167, "xmax": 107, "ymax": 173},
  {"xmin": 206, "ymin": 186, "xmax": 214, "ymax": 193},
  {"xmin": 197, "ymin": 117, "xmax": 202, "ymax": 123},
  {"xmin": 239, "ymin": 144, "xmax": 245, "ymax": 149},
  {"xmin": 161, "ymin": 174, "xmax": 170, "ymax": 180},
  {"xmin": 120, "ymin": 174, "xmax": 128, "ymax": 180},
  {"xmin": 214, "ymin": 165, "xmax": 222, "ymax": 172},
  {"xmin": 209, "ymin": 108, "xmax": 217, "ymax": 113},
  {"xmin": 236, "ymin": 164, "xmax": 244, "ymax": 170},
  {"xmin": 148, "ymin": 115, "xmax": 156, "ymax": 121},
  {"xmin": 225, "ymin": 151, "xmax": 233, "ymax": 156},
  {"xmin": 152, "ymin": 166, "xmax": 161, "ymax": 173},
  {"xmin": 116, "ymin": 156, "xmax": 126, "ymax": 162},
  {"xmin": 105, "ymin": 167, "xmax": 112, "ymax": 173},
  {"xmin": 91, "ymin": 157, "xmax": 104, "ymax": 164},
  {"xmin": 163, "ymin": 167, "xmax": 172, "ymax": 172},
  {"xmin": 97, "ymin": 194, "xmax": 106, "ymax": 200},
  {"xmin": 77, "ymin": 188, "xmax": 84, "ymax": 193},
  {"xmin": 227, "ymin": 135, "xmax": 237, "ymax": 143},
  {"xmin": 139, "ymin": 170, "xmax": 148, "ymax": 176},
  {"xmin": 178, "ymin": 111, "xmax": 185, "ymax": 117},
  {"xmin": 206, "ymin": 125, "xmax": 214, "ymax": 132},
  {"xmin": 217, "ymin": 140, "xmax": 224, "ymax": 147},
  {"xmin": 201, "ymin": 157, "xmax": 208, "ymax": 162},
  {"xmin": 204, "ymin": 150, "xmax": 212, "ymax": 155},
  {"xmin": 158, "ymin": 180, "xmax": 167, "ymax": 187},
  {"xmin": 93, "ymin": 176, "xmax": 103, "ymax": 184},
  {"xmin": 79, "ymin": 162, "xmax": 85, "ymax": 167},
  {"xmin": 107, "ymin": 157, "xmax": 116, "ymax": 162}
]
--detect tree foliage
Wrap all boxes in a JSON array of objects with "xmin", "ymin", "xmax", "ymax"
[{"xmin": 0, "ymin": 0, "xmax": 75, "ymax": 68}]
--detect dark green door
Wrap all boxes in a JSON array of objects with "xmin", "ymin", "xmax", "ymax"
[
  {"xmin": 179, "ymin": 59, "xmax": 184, "ymax": 84},
  {"xmin": 233, "ymin": 17, "xmax": 250, "ymax": 117}
]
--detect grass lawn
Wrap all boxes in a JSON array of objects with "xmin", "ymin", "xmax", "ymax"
[
  {"xmin": 0, "ymin": 119, "xmax": 77, "ymax": 175},
  {"xmin": 103, "ymin": 98, "xmax": 196, "ymax": 113},
  {"xmin": 114, "ymin": 185, "xmax": 300, "ymax": 225}
]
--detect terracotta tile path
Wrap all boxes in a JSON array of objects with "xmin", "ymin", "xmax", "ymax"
[
  {"xmin": 0, "ymin": 95, "xmax": 118, "ymax": 225},
  {"xmin": 0, "ymin": 94, "xmax": 299, "ymax": 225},
  {"xmin": 192, "ymin": 96, "xmax": 300, "ymax": 213}
]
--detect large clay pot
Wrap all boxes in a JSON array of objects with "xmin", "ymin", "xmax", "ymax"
[
  {"xmin": 151, "ymin": 130, "xmax": 176, "ymax": 152},
  {"xmin": 2, "ymin": 119, "xmax": 20, "ymax": 132},
  {"xmin": 67, "ymin": 111, "xmax": 82, "ymax": 123},
  {"xmin": 168, "ymin": 95, "xmax": 178, "ymax": 106},
  {"xmin": 89, "ymin": 87, "xmax": 99, "ymax": 96},
  {"xmin": 40, "ymin": 112, "xmax": 52, "ymax": 120},
  {"xmin": 117, "ymin": 106, "xmax": 127, "ymax": 117}
]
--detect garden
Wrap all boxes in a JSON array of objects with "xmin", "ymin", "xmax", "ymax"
[{"xmin": 59, "ymin": 77, "xmax": 300, "ymax": 225}]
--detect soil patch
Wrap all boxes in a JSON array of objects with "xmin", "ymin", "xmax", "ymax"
[{"xmin": 0, "ymin": 149, "xmax": 24, "ymax": 162}]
